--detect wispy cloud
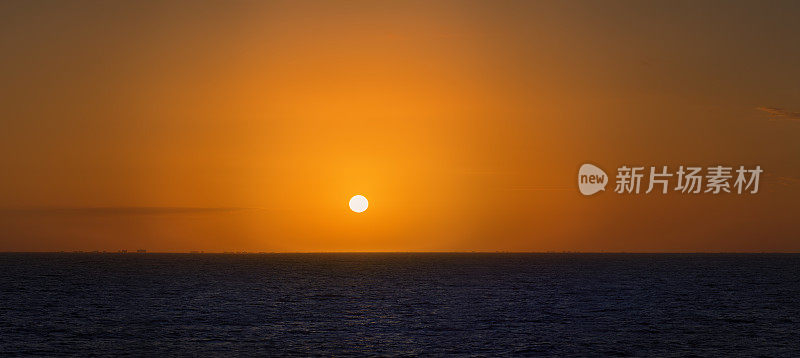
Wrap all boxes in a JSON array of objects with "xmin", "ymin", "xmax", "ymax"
[
  {"xmin": 756, "ymin": 107, "xmax": 800, "ymax": 121},
  {"xmin": 0, "ymin": 207, "xmax": 259, "ymax": 216},
  {"xmin": 503, "ymin": 186, "xmax": 573, "ymax": 191},
  {"xmin": 776, "ymin": 176, "xmax": 800, "ymax": 187}
]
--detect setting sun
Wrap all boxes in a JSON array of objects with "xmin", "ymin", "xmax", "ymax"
[{"xmin": 349, "ymin": 195, "xmax": 368, "ymax": 213}]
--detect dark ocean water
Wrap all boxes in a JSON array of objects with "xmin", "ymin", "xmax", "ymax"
[{"xmin": 0, "ymin": 253, "xmax": 798, "ymax": 357}]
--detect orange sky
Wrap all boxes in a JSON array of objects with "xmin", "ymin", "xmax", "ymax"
[{"xmin": 1, "ymin": 1, "xmax": 799, "ymax": 252}]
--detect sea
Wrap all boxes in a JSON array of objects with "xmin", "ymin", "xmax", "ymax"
[{"xmin": 0, "ymin": 253, "xmax": 798, "ymax": 357}]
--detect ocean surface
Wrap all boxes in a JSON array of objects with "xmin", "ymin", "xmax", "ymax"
[{"xmin": 0, "ymin": 253, "xmax": 798, "ymax": 357}]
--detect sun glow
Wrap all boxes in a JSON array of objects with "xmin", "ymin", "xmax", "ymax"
[{"xmin": 349, "ymin": 195, "xmax": 368, "ymax": 213}]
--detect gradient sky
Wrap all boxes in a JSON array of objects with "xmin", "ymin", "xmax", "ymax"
[{"xmin": 1, "ymin": 0, "xmax": 799, "ymax": 252}]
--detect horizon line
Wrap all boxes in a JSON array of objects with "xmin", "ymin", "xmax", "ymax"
[{"xmin": 1, "ymin": 251, "xmax": 799, "ymax": 254}]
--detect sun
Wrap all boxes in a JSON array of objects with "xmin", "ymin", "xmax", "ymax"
[{"xmin": 349, "ymin": 195, "xmax": 368, "ymax": 213}]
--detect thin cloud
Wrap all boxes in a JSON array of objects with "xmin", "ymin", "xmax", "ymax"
[
  {"xmin": 0, "ymin": 207, "xmax": 259, "ymax": 216},
  {"xmin": 503, "ymin": 186, "xmax": 572, "ymax": 191},
  {"xmin": 756, "ymin": 107, "xmax": 800, "ymax": 121},
  {"xmin": 776, "ymin": 176, "xmax": 800, "ymax": 187}
]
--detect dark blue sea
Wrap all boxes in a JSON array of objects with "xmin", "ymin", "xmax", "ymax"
[{"xmin": 1, "ymin": 253, "xmax": 798, "ymax": 357}]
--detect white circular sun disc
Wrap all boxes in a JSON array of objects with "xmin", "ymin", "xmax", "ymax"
[{"xmin": 349, "ymin": 195, "xmax": 368, "ymax": 213}]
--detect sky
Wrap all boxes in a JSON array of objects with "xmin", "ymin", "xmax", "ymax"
[{"xmin": 1, "ymin": 0, "xmax": 799, "ymax": 252}]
